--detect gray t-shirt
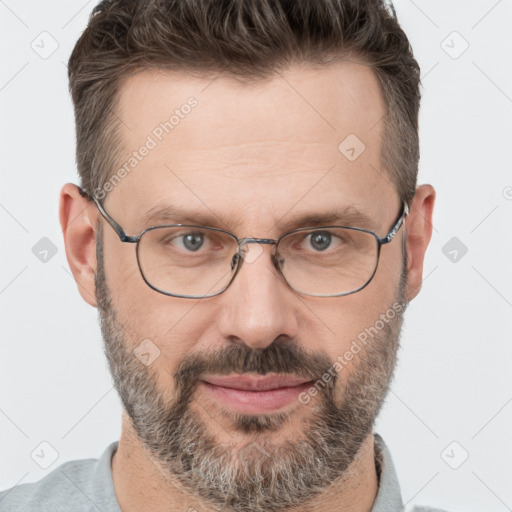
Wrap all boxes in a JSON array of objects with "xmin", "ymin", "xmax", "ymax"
[{"xmin": 0, "ymin": 433, "xmax": 450, "ymax": 511}]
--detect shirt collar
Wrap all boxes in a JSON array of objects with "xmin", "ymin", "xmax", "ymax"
[{"xmin": 371, "ymin": 432, "xmax": 404, "ymax": 511}]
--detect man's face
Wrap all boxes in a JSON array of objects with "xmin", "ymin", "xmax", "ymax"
[{"xmin": 94, "ymin": 61, "xmax": 408, "ymax": 510}]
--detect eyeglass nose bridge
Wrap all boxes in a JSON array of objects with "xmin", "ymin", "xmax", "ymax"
[
  {"xmin": 231, "ymin": 237, "xmax": 281, "ymax": 271},
  {"xmin": 239, "ymin": 237, "xmax": 277, "ymax": 247}
]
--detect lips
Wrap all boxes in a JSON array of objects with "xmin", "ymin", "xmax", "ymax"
[
  {"xmin": 201, "ymin": 374, "xmax": 312, "ymax": 391},
  {"xmin": 199, "ymin": 374, "xmax": 314, "ymax": 414}
]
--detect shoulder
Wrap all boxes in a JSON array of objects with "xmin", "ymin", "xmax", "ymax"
[
  {"xmin": 0, "ymin": 458, "xmax": 98, "ymax": 512},
  {"xmin": 0, "ymin": 442, "xmax": 119, "ymax": 512}
]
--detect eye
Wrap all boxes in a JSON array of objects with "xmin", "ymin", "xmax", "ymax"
[
  {"xmin": 308, "ymin": 231, "xmax": 332, "ymax": 251},
  {"xmin": 175, "ymin": 232, "xmax": 205, "ymax": 252},
  {"xmin": 159, "ymin": 231, "xmax": 209, "ymax": 252}
]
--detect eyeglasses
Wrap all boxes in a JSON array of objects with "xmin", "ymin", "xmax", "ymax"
[{"xmin": 84, "ymin": 187, "xmax": 408, "ymax": 299}]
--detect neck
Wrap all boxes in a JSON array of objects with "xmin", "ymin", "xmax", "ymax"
[{"xmin": 112, "ymin": 414, "xmax": 379, "ymax": 512}]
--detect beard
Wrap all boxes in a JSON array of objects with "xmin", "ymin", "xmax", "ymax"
[{"xmin": 95, "ymin": 225, "xmax": 408, "ymax": 512}]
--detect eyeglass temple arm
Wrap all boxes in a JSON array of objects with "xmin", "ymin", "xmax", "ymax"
[
  {"xmin": 380, "ymin": 201, "xmax": 410, "ymax": 245},
  {"xmin": 78, "ymin": 186, "xmax": 139, "ymax": 243}
]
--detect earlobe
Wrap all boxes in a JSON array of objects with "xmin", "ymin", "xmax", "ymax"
[
  {"xmin": 59, "ymin": 183, "xmax": 99, "ymax": 307},
  {"xmin": 404, "ymin": 184, "xmax": 436, "ymax": 301}
]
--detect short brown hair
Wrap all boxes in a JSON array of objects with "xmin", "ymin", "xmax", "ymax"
[{"xmin": 68, "ymin": 0, "xmax": 421, "ymax": 203}]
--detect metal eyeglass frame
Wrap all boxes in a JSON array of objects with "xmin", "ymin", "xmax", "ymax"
[{"xmin": 81, "ymin": 186, "xmax": 409, "ymax": 299}]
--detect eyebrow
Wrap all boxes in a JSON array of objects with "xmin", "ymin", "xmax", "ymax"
[{"xmin": 140, "ymin": 204, "xmax": 379, "ymax": 233}]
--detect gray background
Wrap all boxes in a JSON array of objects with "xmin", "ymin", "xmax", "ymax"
[{"xmin": 1, "ymin": 1, "xmax": 511, "ymax": 510}]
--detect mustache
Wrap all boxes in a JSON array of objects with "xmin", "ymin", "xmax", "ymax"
[{"xmin": 173, "ymin": 339, "xmax": 336, "ymax": 397}]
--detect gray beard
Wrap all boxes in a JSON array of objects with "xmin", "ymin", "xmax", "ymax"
[{"xmin": 95, "ymin": 229, "xmax": 407, "ymax": 512}]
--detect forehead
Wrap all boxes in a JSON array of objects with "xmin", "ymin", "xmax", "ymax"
[
  {"xmin": 116, "ymin": 61, "xmax": 384, "ymax": 148},
  {"xmin": 108, "ymin": 61, "xmax": 395, "ymax": 233}
]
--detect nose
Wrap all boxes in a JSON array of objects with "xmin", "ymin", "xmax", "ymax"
[{"xmin": 216, "ymin": 242, "xmax": 299, "ymax": 351}]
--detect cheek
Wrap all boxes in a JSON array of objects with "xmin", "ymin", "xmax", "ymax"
[
  {"xmin": 302, "ymin": 295, "xmax": 382, "ymax": 352},
  {"xmin": 102, "ymin": 237, "xmax": 190, "ymax": 335},
  {"xmin": 301, "ymin": 256, "xmax": 402, "ymax": 365},
  {"xmin": 108, "ymin": 263, "xmax": 210, "ymax": 373},
  {"xmin": 102, "ymin": 239, "xmax": 223, "ymax": 382}
]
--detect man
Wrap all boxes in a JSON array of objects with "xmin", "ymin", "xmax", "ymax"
[{"xmin": 0, "ymin": 0, "xmax": 443, "ymax": 511}]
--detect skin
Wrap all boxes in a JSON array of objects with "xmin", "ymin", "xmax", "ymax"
[{"xmin": 60, "ymin": 60, "xmax": 435, "ymax": 512}]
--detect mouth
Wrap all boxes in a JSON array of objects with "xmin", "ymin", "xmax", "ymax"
[{"xmin": 199, "ymin": 374, "xmax": 314, "ymax": 414}]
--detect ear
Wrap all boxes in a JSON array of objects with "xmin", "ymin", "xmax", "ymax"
[
  {"xmin": 59, "ymin": 183, "xmax": 98, "ymax": 307},
  {"xmin": 405, "ymin": 184, "xmax": 436, "ymax": 301}
]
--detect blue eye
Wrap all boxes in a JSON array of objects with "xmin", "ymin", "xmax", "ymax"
[
  {"xmin": 309, "ymin": 231, "xmax": 332, "ymax": 251},
  {"xmin": 159, "ymin": 231, "xmax": 209, "ymax": 252},
  {"xmin": 180, "ymin": 233, "xmax": 204, "ymax": 251}
]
